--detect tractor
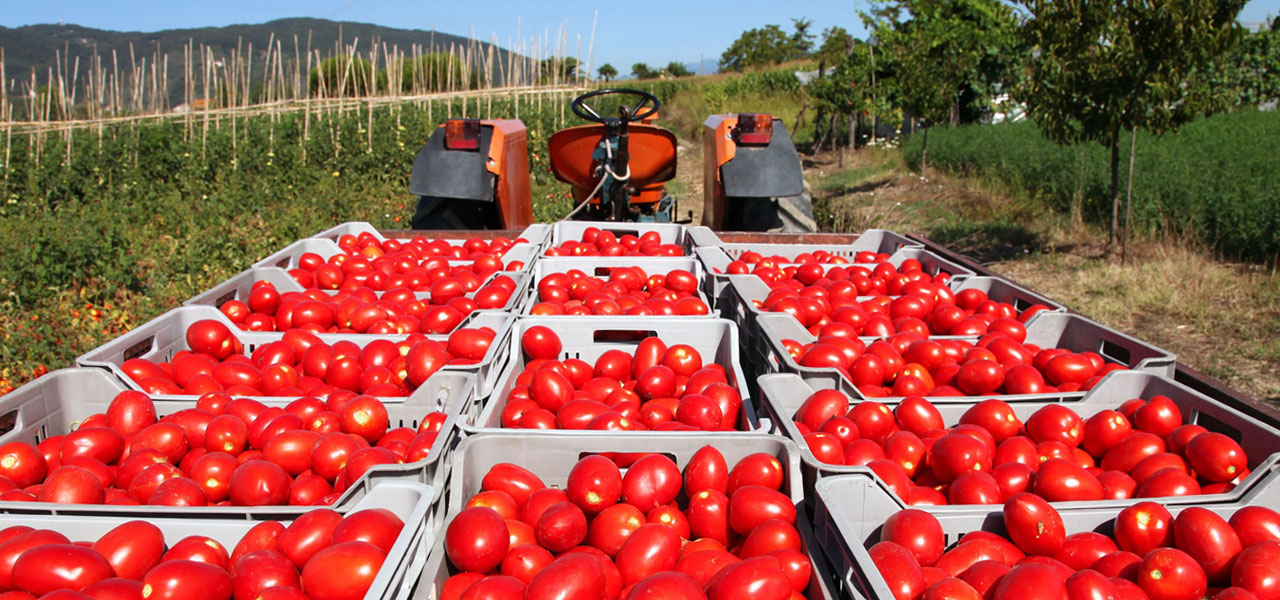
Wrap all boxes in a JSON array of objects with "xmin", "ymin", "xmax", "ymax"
[{"xmin": 409, "ymin": 88, "xmax": 813, "ymax": 231}]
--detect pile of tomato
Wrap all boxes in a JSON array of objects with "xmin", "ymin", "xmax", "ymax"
[
  {"xmin": 792, "ymin": 385, "xmax": 1252, "ymax": 505},
  {"xmin": 440, "ymin": 446, "xmax": 811, "ymax": 600},
  {"xmin": 780, "ymin": 322, "xmax": 1125, "ymax": 398},
  {"xmin": 334, "ymin": 231, "xmax": 529, "ymax": 261},
  {"xmin": 495, "ymin": 326, "xmax": 745, "ymax": 431},
  {"xmin": 117, "ymin": 318, "xmax": 494, "ymax": 398},
  {"xmin": 868, "ymin": 494, "xmax": 1280, "ymax": 600},
  {"xmin": 726, "ymin": 247, "xmax": 890, "ymax": 267},
  {"xmin": 0, "ymin": 383, "xmax": 447, "ymax": 507},
  {"xmin": 0, "ymin": 508, "xmax": 403, "ymax": 600},
  {"xmin": 217, "ymin": 274, "xmax": 518, "ymax": 334},
  {"xmin": 544, "ymin": 228, "xmax": 686, "ymax": 257},
  {"xmin": 528, "ymin": 267, "xmax": 710, "ymax": 316}
]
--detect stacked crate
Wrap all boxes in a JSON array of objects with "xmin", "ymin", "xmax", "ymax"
[{"xmin": 4, "ymin": 220, "xmax": 1274, "ymax": 600}]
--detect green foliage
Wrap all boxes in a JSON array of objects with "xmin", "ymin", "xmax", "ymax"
[
  {"xmin": 809, "ymin": 40, "xmax": 883, "ymax": 119},
  {"xmin": 719, "ymin": 19, "xmax": 815, "ymax": 72},
  {"xmin": 541, "ymin": 57, "xmax": 582, "ymax": 83},
  {"xmin": 0, "ymin": 95, "xmax": 573, "ymax": 385},
  {"xmin": 899, "ymin": 112, "xmax": 1280, "ymax": 263},
  {"xmin": 397, "ymin": 53, "xmax": 474, "ymax": 92},
  {"xmin": 632, "ymin": 63, "xmax": 657, "ymax": 80},
  {"xmin": 1208, "ymin": 23, "xmax": 1280, "ymax": 106},
  {"xmin": 1019, "ymin": 0, "xmax": 1245, "ymax": 150},
  {"xmin": 865, "ymin": 0, "xmax": 1019, "ymax": 127},
  {"xmin": 814, "ymin": 26, "xmax": 853, "ymax": 65},
  {"xmin": 597, "ymin": 63, "xmax": 618, "ymax": 82},
  {"xmin": 664, "ymin": 62, "xmax": 693, "ymax": 78},
  {"xmin": 309, "ymin": 56, "xmax": 388, "ymax": 96}
]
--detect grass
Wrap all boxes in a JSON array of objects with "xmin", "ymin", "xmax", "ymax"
[
  {"xmin": 809, "ymin": 147, "xmax": 1280, "ymax": 404},
  {"xmin": 900, "ymin": 111, "xmax": 1280, "ymax": 265}
]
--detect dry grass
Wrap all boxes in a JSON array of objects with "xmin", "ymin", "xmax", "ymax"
[{"xmin": 808, "ymin": 149, "xmax": 1280, "ymax": 405}]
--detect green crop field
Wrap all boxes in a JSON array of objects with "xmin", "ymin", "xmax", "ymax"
[{"xmin": 900, "ymin": 111, "xmax": 1280, "ymax": 264}]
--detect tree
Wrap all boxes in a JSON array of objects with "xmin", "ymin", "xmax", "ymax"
[
  {"xmin": 397, "ymin": 53, "xmax": 474, "ymax": 93},
  {"xmin": 719, "ymin": 20, "xmax": 815, "ymax": 72},
  {"xmin": 631, "ymin": 63, "xmax": 656, "ymax": 79},
  {"xmin": 810, "ymin": 40, "xmax": 884, "ymax": 151},
  {"xmin": 1019, "ymin": 0, "xmax": 1245, "ymax": 247},
  {"xmin": 597, "ymin": 63, "xmax": 618, "ymax": 82},
  {"xmin": 815, "ymin": 26, "xmax": 854, "ymax": 65},
  {"xmin": 541, "ymin": 57, "xmax": 581, "ymax": 83},
  {"xmin": 664, "ymin": 62, "xmax": 692, "ymax": 77},
  {"xmin": 1207, "ymin": 21, "xmax": 1280, "ymax": 106},
  {"xmin": 309, "ymin": 56, "xmax": 387, "ymax": 97},
  {"xmin": 865, "ymin": 0, "xmax": 1019, "ymax": 169},
  {"xmin": 790, "ymin": 17, "xmax": 816, "ymax": 56}
]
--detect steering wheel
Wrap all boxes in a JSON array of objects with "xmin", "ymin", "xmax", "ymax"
[{"xmin": 571, "ymin": 89, "xmax": 660, "ymax": 124}]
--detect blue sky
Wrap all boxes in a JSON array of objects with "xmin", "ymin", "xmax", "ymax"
[{"xmin": 4, "ymin": 0, "xmax": 1279, "ymax": 73}]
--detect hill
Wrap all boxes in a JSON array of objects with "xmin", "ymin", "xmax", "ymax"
[{"xmin": 0, "ymin": 18, "xmax": 523, "ymax": 106}]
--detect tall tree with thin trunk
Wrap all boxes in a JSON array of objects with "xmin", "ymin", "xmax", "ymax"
[
  {"xmin": 866, "ymin": 0, "xmax": 1018, "ymax": 171},
  {"xmin": 1018, "ymin": 0, "xmax": 1245, "ymax": 248}
]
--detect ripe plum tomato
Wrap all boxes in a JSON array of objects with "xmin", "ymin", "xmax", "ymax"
[
  {"xmin": 1002, "ymin": 493, "xmax": 1066, "ymax": 556},
  {"xmin": 299, "ymin": 541, "xmax": 386, "ymax": 600},
  {"xmin": 881, "ymin": 509, "xmax": 945, "ymax": 567},
  {"xmin": 1138, "ymin": 548, "xmax": 1207, "ymax": 600},
  {"xmin": 521, "ymin": 327, "xmax": 562, "ymax": 360},
  {"xmin": 445, "ymin": 507, "xmax": 509, "ymax": 573}
]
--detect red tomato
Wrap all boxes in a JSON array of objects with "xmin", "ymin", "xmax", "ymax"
[
  {"xmin": 1229, "ymin": 507, "xmax": 1280, "ymax": 548},
  {"xmin": 445, "ymin": 507, "xmax": 509, "ymax": 573},
  {"xmin": 520, "ymin": 326, "xmax": 562, "ymax": 361},
  {"xmin": 566, "ymin": 456, "xmax": 622, "ymax": 515},
  {"xmin": 11, "ymin": 544, "xmax": 111, "ymax": 594},
  {"xmin": 728, "ymin": 485, "xmax": 796, "ymax": 535},
  {"xmin": 1173, "ymin": 507, "xmax": 1242, "ymax": 584},
  {"xmin": 0, "ymin": 442, "xmax": 48, "ymax": 488},
  {"xmin": 1114, "ymin": 502, "xmax": 1174, "ymax": 556},
  {"xmin": 92, "ymin": 521, "xmax": 165, "ymax": 580},
  {"xmin": 614, "ymin": 523, "xmax": 682, "ymax": 587},
  {"xmin": 535, "ymin": 502, "xmax": 589, "ymax": 553},
  {"xmin": 1003, "ymin": 493, "xmax": 1066, "ymax": 556},
  {"xmin": 621, "ymin": 455, "xmax": 682, "ymax": 513},
  {"xmin": 299, "ymin": 541, "xmax": 386, "ymax": 600},
  {"xmin": 231, "ymin": 550, "xmax": 300, "ymax": 600},
  {"xmin": 1138, "ymin": 548, "xmax": 1207, "ymax": 600},
  {"xmin": 139, "ymin": 560, "xmax": 233, "ymax": 600},
  {"xmin": 227, "ymin": 460, "xmax": 291, "ymax": 506},
  {"xmin": 881, "ymin": 509, "xmax": 945, "ymax": 567},
  {"xmin": 331, "ymin": 509, "xmax": 404, "ymax": 555},
  {"xmin": 994, "ymin": 563, "xmax": 1068, "ymax": 600},
  {"xmin": 1033, "ymin": 459, "xmax": 1104, "ymax": 501},
  {"xmin": 707, "ymin": 556, "xmax": 794, "ymax": 600},
  {"xmin": 869, "ymin": 541, "xmax": 928, "ymax": 600},
  {"xmin": 585, "ymin": 503, "xmax": 644, "ymax": 559},
  {"xmin": 1184, "ymin": 433, "xmax": 1247, "ymax": 484},
  {"xmin": 683, "ymin": 446, "xmax": 729, "ymax": 495},
  {"xmin": 1054, "ymin": 533, "xmax": 1118, "ymax": 572},
  {"xmin": 162, "ymin": 536, "xmax": 230, "ymax": 569},
  {"xmin": 524, "ymin": 554, "xmax": 605, "ymax": 600},
  {"xmin": 278, "ymin": 509, "xmax": 343, "ymax": 568},
  {"xmin": 1231, "ymin": 541, "xmax": 1280, "ymax": 600}
]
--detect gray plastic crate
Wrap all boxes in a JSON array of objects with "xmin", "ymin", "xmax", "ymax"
[
  {"xmin": 546, "ymin": 221, "xmax": 718, "ymax": 255},
  {"xmin": 253, "ymin": 237, "xmax": 539, "ymax": 273},
  {"xmin": 0, "ymin": 479, "xmax": 433, "ymax": 600},
  {"xmin": 0, "ymin": 367, "xmax": 473, "ymax": 516},
  {"xmin": 517, "ymin": 255, "xmax": 714, "ymax": 317},
  {"xmin": 76, "ymin": 305, "xmax": 515, "ymax": 398},
  {"xmin": 814, "ymin": 467, "xmax": 1280, "ymax": 600},
  {"xmin": 417, "ymin": 432, "xmax": 836, "ymax": 600},
  {"xmin": 718, "ymin": 229, "xmax": 922, "ymax": 262},
  {"xmin": 716, "ymin": 247, "xmax": 977, "ymax": 340},
  {"xmin": 186, "ymin": 267, "xmax": 528, "ymax": 318},
  {"xmin": 756, "ymin": 369, "xmax": 1280, "ymax": 507},
  {"xmin": 755, "ymin": 309, "xmax": 1177, "ymax": 396},
  {"xmin": 461, "ymin": 316, "xmax": 758, "ymax": 434},
  {"xmin": 310, "ymin": 221, "xmax": 551, "ymax": 249}
]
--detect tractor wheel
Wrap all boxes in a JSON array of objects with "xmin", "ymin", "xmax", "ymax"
[
  {"xmin": 411, "ymin": 196, "xmax": 503, "ymax": 230},
  {"xmin": 725, "ymin": 193, "xmax": 817, "ymax": 232}
]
